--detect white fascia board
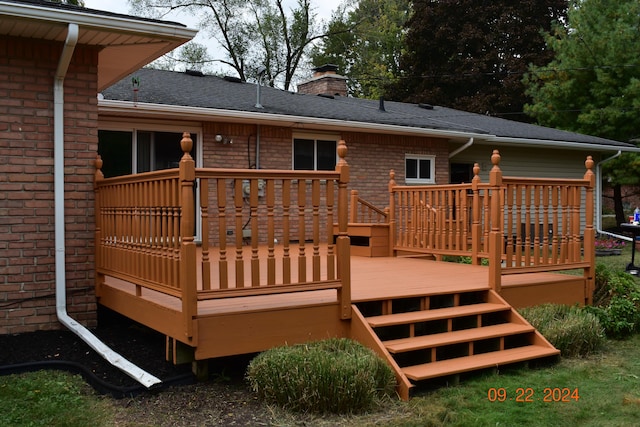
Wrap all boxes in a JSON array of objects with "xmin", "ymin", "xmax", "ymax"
[
  {"xmin": 483, "ymin": 136, "xmax": 640, "ymax": 153},
  {"xmin": 97, "ymin": 100, "xmax": 492, "ymax": 141},
  {"xmin": 0, "ymin": 2, "xmax": 198, "ymax": 41}
]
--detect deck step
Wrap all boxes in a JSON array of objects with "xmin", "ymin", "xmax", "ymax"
[
  {"xmin": 367, "ymin": 303, "xmax": 508, "ymax": 328},
  {"xmin": 384, "ymin": 323, "xmax": 535, "ymax": 353},
  {"xmin": 402, "ymin": 345, "xmax": 560, "ymax": 381}
]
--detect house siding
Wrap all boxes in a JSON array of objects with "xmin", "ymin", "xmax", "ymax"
[{"xmin": 0, "ymin": 37, "xmax": 99, "ymax": 334}]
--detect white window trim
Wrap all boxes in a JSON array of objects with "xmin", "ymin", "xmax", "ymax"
[{"xmin": 405, "ymin": 154, "xmax": 436, "ymax": 184}]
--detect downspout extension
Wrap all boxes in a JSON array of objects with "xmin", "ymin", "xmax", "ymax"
[
  {"xmin": 449, "ymin": 137, "xmax": 474, "ymax": 159},
  {"xmin": 54, "ymin": 23, "xmax": 161, "ymax": 388},
  {"xmin": 595, "ymin": 151, "xmax": 632, "ymax": 241}
]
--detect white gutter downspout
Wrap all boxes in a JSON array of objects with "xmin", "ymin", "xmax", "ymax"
[
  {"xmin": 595, "ymin": 151, "xmax": 632, "ymax": 241},
  {"xmin": 54, "ymin": 23, "xmax": 161, "ymax": 388},
  {"xmin": 449, "ymin": 137, "xmax": 474, "ymax": 159}
]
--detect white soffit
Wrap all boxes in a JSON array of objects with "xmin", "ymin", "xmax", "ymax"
[{"xmin": 0, "ymin": 1, "xmax": 197, "ymax": 90}]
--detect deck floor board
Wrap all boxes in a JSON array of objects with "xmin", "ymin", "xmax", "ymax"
[{"xmin": 101, "ymin": 245, "xmax": 580, "ymax": 317}]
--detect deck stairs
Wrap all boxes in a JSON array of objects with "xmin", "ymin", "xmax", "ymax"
[{"xmin": 353, "ymin": 288, "xmax": 559, "ymax": 398}]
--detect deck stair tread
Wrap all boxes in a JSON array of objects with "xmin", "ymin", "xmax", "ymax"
[
  {"xmin": 367, "ymin": 303, "xmax": 508, "ymax": 328},
  {"xmin": 402, "ymin": 345, "xmax": 560, "ymax": 381},
  {"xmin": 384, "ymin": 323, "xmax": 535, "ymax": 353}
]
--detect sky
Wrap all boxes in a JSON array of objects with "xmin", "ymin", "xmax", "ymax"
[{"xmin": 83, "ymin": 0, "xmax": 344, "ymax": 77}]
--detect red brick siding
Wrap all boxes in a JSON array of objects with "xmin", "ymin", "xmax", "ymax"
[{"xmin": 0, "ymin": 37, "xmax": 99, "ymax": 334}]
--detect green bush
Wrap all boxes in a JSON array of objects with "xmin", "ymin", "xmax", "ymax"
[
  {"xmin": 588, "ymin": 264, "xmax": 640, "ymax": 338},
  {"xmin": 519, "ymin": 304, "xmax": 605, "ymax": 357},
  {"xmin": 246, "ymin": 338, "xmax": 396, "ymax": 414}
]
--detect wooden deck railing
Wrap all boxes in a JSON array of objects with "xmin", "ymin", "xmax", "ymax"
[
  {"xmin": 350, "ymin": 190, "xmax": 388, "ymax": 224},
  {"xmin": 388, "ymin": 150, "xmax": 595, "ymax": 298},
  {"xmin": 95, "ymin": 133, "xmax": 352, "ymax": 341}
]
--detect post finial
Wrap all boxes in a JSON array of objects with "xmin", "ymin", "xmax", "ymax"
[
  {"xmin": 180, "ymin": 132, "xmax": 193, "ymax": 160},
  {"xmin": 472, "ymin": 162, "xmax": 480, "ymax": 183},
  {"xmin": 337, "ymin": 140, "xmax": 347, "ymax": 165},
  {"xmin": 585, "ymin": 155, "xmax": 594, "ymax": 172},
  {"xmin": 94, "ymin": 154, "xmax": 104, "ymax": 182},
  {"xmin": 491, "ymin": 149, "xmax": 501, "ymax": 169},
  {"xmin": 388, "ymin": 169, "xmax": 396, "ymax": 191}
]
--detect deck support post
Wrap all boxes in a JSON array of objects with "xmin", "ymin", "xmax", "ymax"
[
  {"xmin": 583, "ymin": 157, "xmax": 596, "ymax": 305},
  {"xmin": 179, "ymin": 133, "xmax": 197, "ymax": 342},
  {"xmin": 336, "ymin": 141, "xmax": 352, "ymax": 319},
  {"xmin": 388, "ymin": 170, "xmax": 397, "ymax": 257},
  {"xmin": 94, "ymin": 155, "xmax": 105, "ymax": 297},
  {"xmin": 471, "ymin": 163, "xmax": 481, "ymax": 265},
  {"xmin": 488, "ymin": 150, "xmax": 503, "ymax": 293}
]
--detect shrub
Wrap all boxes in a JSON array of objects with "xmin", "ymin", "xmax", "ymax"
[
  {"xmin": 519, "ymin": 304, "xmax": 605, "ymax": 357},
  {"xmin": 246, "ymin": 338, "xmax": 396, "ymax": 414},
  {"xmin": 588, "ymin": 265, "xmax": 640, "ymax": 338}
]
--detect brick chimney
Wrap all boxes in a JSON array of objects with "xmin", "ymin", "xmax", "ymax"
[{"xmin": 297, "ymin": 64, "xmax": 348, "ymax": 97}]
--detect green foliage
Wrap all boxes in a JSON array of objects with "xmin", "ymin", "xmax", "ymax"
[
  {"xmin": 587, "ymin": 263, "xmax": 640, "ymax": 338},
  {"xmin": 129, "ymin": 0, "xmax": 325, "ymax": 89},
  {"xmin": 310, "ymin": 0, "xmax": 411, "ymax": 98},
  {"xmin": 524, "ymin": 0, "xmax": 640, "ymax": 219},
  {"xmin": 0, "ymin": 371, "xmax": 111, "ymax": 427},
  {"xmin": 246, "ymin": 338, "xmax": 396, "ymax": 414},
  {"xmin": 388, "ymin": 0, "xmax": 567, "ymax": 120},
  {"xmin": 519, "ymin": 304, "xmax": 605, "ymax": 357}
]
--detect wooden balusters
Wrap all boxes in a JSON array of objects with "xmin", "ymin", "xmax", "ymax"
[
  {"xmin": 282, "ymin": 180, "xmax": 292, "ymax": 284},
  {"xmin": 217, "ymin": 178, "xmax": 229, "ymax": 289},
  {"xmin": 266, "ymin": 179, "xmax": 276, "ymax": 286}
]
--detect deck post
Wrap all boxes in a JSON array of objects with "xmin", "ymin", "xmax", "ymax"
[
  {"xmin": 179, "ymin": 132, "xmax": 197, "ymax": 342},
  {"xmin": 471, "ymin": 163, "xmax": 481, "ymax": 265},
  {"xmin": 94, "ymin": 155, "xmax": 105, "ymax": 298},
  {"xmin": 388, "ymin": 170, "xmax": 397, "ymax": 257},
  {"xmin": 488, "ymin": 150, "xmax": 503, "ymax": 293},
  {"xmin": 583, "ymin": 156, "xmax": 596, "ymax": 305},
  {"xmin": 336, "ymin": 140, "xmax": 352, "ymax": 319}
]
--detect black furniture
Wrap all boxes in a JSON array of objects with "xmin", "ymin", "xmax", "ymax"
[{"xmin": 620, "ymin": 223, "xmax": 640, "ymax": 275}]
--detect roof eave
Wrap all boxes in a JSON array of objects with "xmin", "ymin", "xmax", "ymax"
[
  {"xmin": 0, "ymin": 1, "xmax": 197, "ymax": 91},
  {"xmin": 97, "ymin": 99, "xmax": 490, "ymax": 141}
]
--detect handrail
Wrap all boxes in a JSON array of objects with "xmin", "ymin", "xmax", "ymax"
[{"xmin": 349, "ymin": 190, "xmax": 389, "ymax": 224}]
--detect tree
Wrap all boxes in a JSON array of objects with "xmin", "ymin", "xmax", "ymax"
[
  {"xmin": 310, "ymin": 0, "xmax": 411, "ymax": 98},
  {"xmin": 148, "ymin": 42, "xmax": 212, "ymax": 72},
  {"xmin": 128, "ymin": 0, "xmax": 327, "ymax": 90},
  {"xmin": 387, "ymin": 0, "xmax": 567, "ymax": 121},
  {"xmin": 524, "ymin": 0, "xmax": 640, "ymax": 224}
]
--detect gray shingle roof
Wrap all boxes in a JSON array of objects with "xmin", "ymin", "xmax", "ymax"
[{"xmin": 102, "ymin": 68, "xmax": 634, "ymax": 150}]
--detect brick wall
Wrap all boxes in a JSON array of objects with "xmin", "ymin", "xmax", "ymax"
[
  {"xmin": 0, "ymin": 37, "xmax": 99, "ymax": 334},
  {"xmin": 201, "ymin": 122, "xmax": 449, "ymax": 211}
]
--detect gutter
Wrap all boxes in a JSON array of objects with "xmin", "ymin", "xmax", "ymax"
[
  {"xmin": 595, "ymin": 151, "xmax": 632, "ymax": 241},
  {"xmin": 54, "ymin": 24, "xmax": 161, "ymax": 388}
]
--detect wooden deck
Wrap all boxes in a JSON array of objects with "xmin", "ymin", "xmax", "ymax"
[{"xmin": 93, "ymin": 140, "xmax": 593, "ymax": 400}]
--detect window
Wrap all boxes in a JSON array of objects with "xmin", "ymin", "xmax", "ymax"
[
  {"xmin": 405, "ymin": 155, "xmax": 435, "ymax": 184},
  {"xmin": 98, "ymin": 130, "xmax": 198, "ymax": 178},
  {"xmin": 293, "ymin": 138, "xmax": 337, "ymax": 171}
]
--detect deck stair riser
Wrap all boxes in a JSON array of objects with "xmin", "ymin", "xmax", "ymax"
[{"xmin": 356, "ymin": 289, "xmax": 559, "ymax": 389}]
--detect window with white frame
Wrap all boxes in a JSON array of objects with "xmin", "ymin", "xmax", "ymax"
[
  {"xmin": 405, "ymin": 154, "xmax": 435, "ymax": 184},
  {"xmin": 293, "ymin": 137, "xmax": 337, "ymax": 171}
]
